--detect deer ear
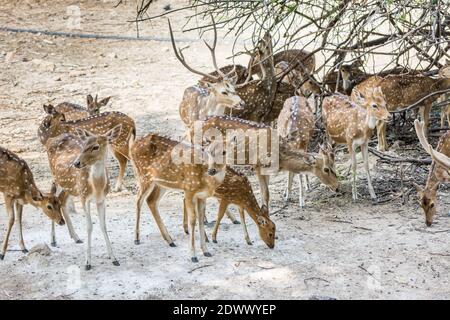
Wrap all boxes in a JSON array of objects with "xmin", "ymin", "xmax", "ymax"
[
  {"xmin": 86, "ymin": 94, "xmax": 94, "ymax": 106},
  {"xmin": 353, "ymin": 90, "xmax": 365, "ymax": 102},
  {"xmin": 413, "ymin": 182, "xmax": 423, "ymax": 193},
  {"xmin": 259, "ymin": 205, "xmax": 268, "ymax": 216},
  {"xmin": 50, "ymin": 182, "xmax": 57, "ymax": 195},
  {"xmin": 105, "ymin": 125, "xmax": 122, "ymax": 142},
  {"xmin": 75, "ymin": 128, "xmax": 92, "ymax": 141},
  {"xmin": 43, "ymin": 104, "xmax": 56, "ymax": 115},
  {"xmin": 98, "ymin": 96, "xmax": 111, "ymax": 107}
]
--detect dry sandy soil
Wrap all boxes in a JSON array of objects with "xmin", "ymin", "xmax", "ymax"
[{"xmin": 1, "ymin": 0, "xmax": 450, "ymax": 300}]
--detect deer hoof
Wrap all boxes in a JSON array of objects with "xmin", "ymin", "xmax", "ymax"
[
  {"xmin": 203, "ymin": 252, "xmax": 212, "ymax": 257},
  {"xmin": 213, "ymin": 240, "xmax": 218, "ymax": 243},
  {"xmin": 0, "ymin": 254, "xmax": 4, "ymax": 260},
  {"xmin": 134, "ymin": 240, "xmax": 140, "ymax": 245},
  {"xmin": 51, "ymin": 241, "xmax": 57, "ymax": 247},
  {"xmin": 112, "ymin": 260, "xmax": 120, "ymax": 266},
  {"xmin": 22, "ymin": 249, "xmax": 29, "ymax": 254},
  {"xmin": 233, "ymin": 220, "xmax": 241, "ymax": 225},
  {"xmin": 246, "ymin": 240, "xmax": 253, "ymax": 246},
  {"xmin": 75, "ymin": 239, "xmax": 83, "ymax": 244},
  {"xmin": 371, "ymin": 198, "xmax": 379, "ymax": 204},
  {"xmin": 169, "ymin": 242, "xmax": 176, "ymax": 247},
  {"xmin": 85, "ymin": 264, "xmax": 92, "ymax": 271},
  {"xmin": 191, "ymin": 257, "xmax": 198, "ymax": 263}
]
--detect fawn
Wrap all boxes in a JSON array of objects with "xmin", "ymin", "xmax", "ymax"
[{"xmin": 54, "ymin": 94, "xmax": 111, "ymax": 121}]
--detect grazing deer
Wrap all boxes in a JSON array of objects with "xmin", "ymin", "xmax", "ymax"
[
  {"xmin": 168, "ymin": 20, "xmax": 245, "ymax": 131},
  {"xmin": 277, "ymin": 96, "xmax": 338, "ymax": 207},
  {"xmin": 45, "ymin": 126, "xmax": 122, "ymax": 270},
  {"xmin": 0, "ymin": 147, "xmax": 65, "ymax": 260},
  {"xmin": 54, "ymin": 94, "xmax": 111, "ymax": 121},
  {"xmin": 353, "ymin": 63, "xmax": 450, "ymax": 151},
  {"xmin": 38, "ymin": 105, "xmax": 135, "ymax": 191},
  {"xmin": 199, "ymin": 115, "xmax": 338, "ymax": 207},
  {"xmin": 209, "ymin": 167, "xmax": 275, "ymax": 247},
  {"xmin": 414, "ymin": 120, "xmax": 450, "ymax": 226},
  {"xmin": 131, "ymin": 133, "xmax": 226, "ymax": 262},
  {"xmin": 322, "ymin": 88, "xmax": 389, "ymax": 201}
]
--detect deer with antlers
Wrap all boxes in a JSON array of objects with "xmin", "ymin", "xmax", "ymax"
[
  {"xmin": 277, "ymin": 95, "xmax": 338, "ymax": 207},
  {"xmin": 322, "ymin": 88, "xmax": 389, "ymax": 202},
  {"xmin": 0, "ymin": 147, "xmax": 65, "ymax": 260},
  {"xmin": 131, "ymin": 133, "xmax": 226, "ymax": 262},
  {"xmin": 38, "ymin": 105, "xmax": 135, "ymax": 191},
  {"xmin": 414, "ymin": 120, "xmax": 450, "ymax": 226},
  {"xmin": 54, "ymin": 94, "xmax": 111, "ymax": 121},
  {"xmin": 199, "ymin": 115, "xmax": 338, "ymax": 207},
  {"xmin": 168, "ymin": 20, "xmax": 245, "ymax": 132},
  {"xmin": 44, "ymin": 126, "xmax": 122, "ymax": 270},
  {"xmin": 353, "ymin": 63, "xmax": 450, "ymax": 151}
]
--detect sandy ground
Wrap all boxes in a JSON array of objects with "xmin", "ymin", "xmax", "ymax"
[{"xmin": 1, "ymin": 0, "xmax": 450, "ymax": 300}]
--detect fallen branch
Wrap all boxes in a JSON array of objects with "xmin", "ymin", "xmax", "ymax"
[
  {"xmin": 188, "ymin": 264, "xmax": 213, "ymax": 274},
  {"xmin": 369, "ymin": 147, "xmax": 431, "ymax": 165}
]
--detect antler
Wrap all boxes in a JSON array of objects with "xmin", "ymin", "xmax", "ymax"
[
  {"xmin": 413, "ymin": 119, "xmax": 432, "ymax": 154},
  {"xmin": 168, "ymin": 19, "xmax": 219, "ymax": 82}
]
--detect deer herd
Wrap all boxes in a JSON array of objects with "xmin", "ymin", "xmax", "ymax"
[{"xmin": 2, "ymin": 22, "xmax": 450, "ymax": 269}]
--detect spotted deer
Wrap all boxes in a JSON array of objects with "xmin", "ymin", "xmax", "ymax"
[
  {"xmin": 199, "ymin": 115, "xmax": 338, "ymax": 207},
  {"xmin": 0, "ymin": 146, "xmax": 65, "ymax": 260},
  {"xmin": 44, "ymin": 126, "xmax": 122, "ymax": 270},
  {"xmin": 353, "ymin": 63, "xmax": 450, "ymax": 151},
  {"xmin": 131, "ymin": 133, "xmax": 226, "ymax": 262},
  {"xmin": 38, "ymin": 105, "xmax": 135, "ymax": 191},
  {"xmin": 414, "ymin": 120, "xmax": 450, "ymax": 226},
  {"xmin": 208, "ymin": 167, "xmax": 275, "ymax": 247},
  {"xmin": 168, "ymin": 20, "xmax": 245, "ymax": 131},
  {"xmin": 274, "ymin": 61, "xmax": 322, "ymax": 97},
  {"xmin": 277, "ymin": 96, "xmax": 338, "ymax": 207},
  {"xmin": 54, "ymin": 94, "xmax": 111, "ymax": 121},
  {"xmin": 322, "ymin": 88, "xmax": 389, "ymax": 201}
]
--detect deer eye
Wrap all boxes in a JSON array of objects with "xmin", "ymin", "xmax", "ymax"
[
  {"xmin": 221, "ymin": 91, "xmax": 229, "ymax": 95},
  {"xmin": 92, "ymin": 145, "xmax": 100, "ymax": 151},
  {"xmin": 324, "ymin": 167, "xmax": 330, "ymax": 173},
  {"xmin": 47, "ymin": 204, "xmax": 53, "ymax": 210},
  {"xmin": 372, "ymin": 104, "xmax": 378, "ymax": 109},
  {"xmin": 430, "ymin": 203, "xmax": 435, "ymax": 208}
]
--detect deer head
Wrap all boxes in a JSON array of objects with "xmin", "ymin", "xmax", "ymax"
[
  {"xmin": 203, "ymin": 139, "xmax": 227, "ymax": 178},
  {"xmin": 352, "ymin": 86, "xmax": 390, "ymax": 122},
  {"xmin": 311, "ymin": 145, "xmax": 339, "ymax": 192},
  {"xmin": 72, "ymin": 125, "xmax": 122, "ymax": 169},
  {"xmin": 86, "ymin": 94, "xmax": 111, "ymax": 114},
  {"xmin": 42, "ymin": 104, "xmax": 66, "ymax": 126},
  {"xmin": 255, "ymin": 205, "xmax": 276, "ymax": 248},
  {"xmin": 414, "ymin": 182, "xmax": 438, "ymax": 227},
  {"xmin": 168, "ymin": 19, "xmax": 245, "ymax": 112},
  {"xmin": 36, "ymin": 183, "xmax": 65, "ymax": 226},
  {"xmin": 340, "ymin": 58, "xmax": 364, "ymax": 91}
]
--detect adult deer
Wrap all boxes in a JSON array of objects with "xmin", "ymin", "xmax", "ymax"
[
  {"xmin": 322, "ymin": 88, "xmax": 389, "ymax": 202},
  {"xmin": 0, "ymin": 146, "xmax": 65, "ymax": 260},
  {"xmin": 278, "ymin": 95, "xmax": 338, "ymax": 207},
  {"xmin": 168, "ymin": 20, "xmax": 245, "ymax": 131},
  {"xmin": 199, "ymin": 115, "xmax": 338, "ymax": 207},
  {"xmin": 131, "ymin": 134, "xmax": 226, "ymax": 262},
  {"xmin": 38, "ymin": 105, "xmax": 135, "ymax": 191},
  {"xmin": 55, "ymin": 94, "xmax": 111, "ymax": 121},
  {"xmin": 414, "ymin": 120, "xmax": 450, "ymax": 226},
  {"xmin": 45, "ymin": 126, "xmax": 122, "ymax": 270},
  {"xmin": 353, "ymin": 63, "xmax": 450, "ymax": 151}
]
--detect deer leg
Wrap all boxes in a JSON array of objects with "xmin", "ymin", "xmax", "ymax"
[
  {"xmin": 82, "ymin": 199, "xmax": 93, "ymax": 270},
  {"xmin": 304, "ymin": 174, "xmax": 310, "ymax": 191},
  {"xmin": 376, "ymin": 120, "xmax": 387, "ymax": 151},
  {"xmin": 182, "ymin": 197, "xmax": 189, "ymax": 235},
  {"xmin": 298, "ymin": 174, "xmax": 306, "ymax": 208},
  {"xmin": 185, "ymin": 193, "xmax": 198, "ymax": 262},
  {"xmin": 112, "ymin": 150, "xmax": 128, "ymax": 192},
  {"xmin": 1, "ymin": 196, "xmax": 15, "ymax": 260},
  {"xmin": 239, "ymin": 207, "xmax": 252, "ymax": 245},
  {"xmin": 225, "ymin": 208, "xmax": 239, "ymax": 224},
  {"xmin": 15, "ymin": 203, "xmax": 27, "ymax": 253},
  {"xmin": 441, "ymin": 110, "xmax": 445, "ymax": 128},
  {"xmin": 419, "ymin": 105, "xmax": 431, "ymax": 137},
  {"xmin": 62, "ymin": 195, "xmax": 82, "ymax": 244},
  {"xmin": 349, "ymin": 145, "xmax": 358, "ymax": 202},
  {"xmin": 146, "ymin": 188, "xmax": 175, "ymax": 247},
  {"xmin": 134, "ymin": 183, "xmax": 154, "ymax": 245},
  {"xmin": 212, "ymin": 201, "xmax": 228, "ymax": 243},
  {"xmin": 256, "ymin": 169, "xmax": 270, "ymax": 207},
  {"xmin": 361, "ymin": 143, "xmax": 377, "ymax": 201},
  {"xmin": 51, "ymin": 221, "xmax": 56, "ymax": 247},
  {"xmin": 97, "ymin": 199, "xmax": 119, "ymax": 266},
  {"xmin": 197, "ymin": 198, "xmax": 210, "ymax": 256},
  {"xmin": 283, "ymin": 172, "xmax": 294, "ymax": 202}
]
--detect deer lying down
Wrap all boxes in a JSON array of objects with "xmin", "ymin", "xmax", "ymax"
[
  {"xmin": 414, "ymin": 120, "xmax": 450, "ymax": 226},
  {"xmin": 54, "ymin": 94, "xmax": 111, "ymax": 121},
  {"xmin": 131, "ymin": 134, "xmax": 226, "ymax": 262},
  {"xmin": 39, "ymin": 105, "xmax": 135, "ymax": 191},
  {"xmin": 322, "ymin": 88, "xmax": 389, "ymax": 202},
  {"xmin": 0, "ymin": 147, "xmax": 65, "ymax": 260},
  {"xmin": 45, "ymin": 126, "xmax": 122, "ymax": 270}
]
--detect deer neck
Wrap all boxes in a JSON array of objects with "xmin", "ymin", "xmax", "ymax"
[
  {"xmin": 279, "ymin": 147, "xmax": 312, "ymax": 173},
  {"xmin": 88, "ymin": 157, "xmax": 108, "ymax": 194},
  {"xmin": 201, "ymin": 93, "xmax": 226, "ymax": 118},
  {"xmin": 243, "ymin": 199, "xmax": 262, "ymax": 225},
  {"xmin": 365, "ymin": 111, "xmax": 377, "ymax": 131}
]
